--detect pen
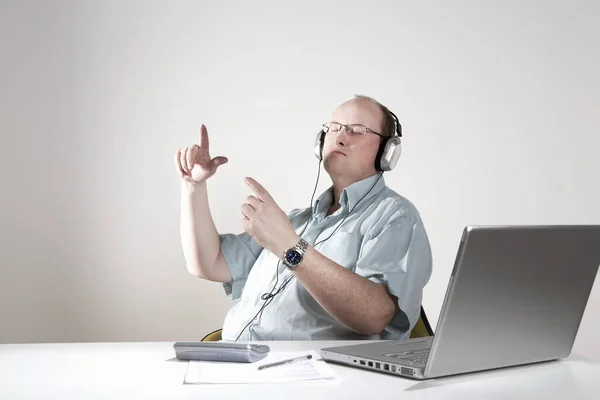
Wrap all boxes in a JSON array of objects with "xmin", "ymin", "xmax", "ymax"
[{"xmin": 257, "ymin": 354, "xmax": 313, "ymax": 370}]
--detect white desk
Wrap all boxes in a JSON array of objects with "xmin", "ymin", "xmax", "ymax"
[{"xmin": 1, "ymin": 341, "xmax": 599, "ymax": 399}]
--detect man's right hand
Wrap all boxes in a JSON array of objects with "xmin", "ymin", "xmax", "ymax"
[{"xmin": 174, "ymin": 124, "xmax": 228, "ymax": 184}]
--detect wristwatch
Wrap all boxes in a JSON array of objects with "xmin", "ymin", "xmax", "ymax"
[{"xmin": 282, "ymin": 238, "xmax": 309, "ymax": 270}]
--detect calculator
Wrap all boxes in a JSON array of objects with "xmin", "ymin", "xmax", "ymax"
[{"xmin": 173, "ymin": 341, "xmax": 271, "ymax": 363}]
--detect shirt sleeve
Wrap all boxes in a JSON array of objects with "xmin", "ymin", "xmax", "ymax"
[
  {"xmin": 354, "ymin": 211, "xmax": 433, "ymax": 339},
  {"xmin": 220, "ymin": 231, "xmax": 263, "ymax": 300},
  {"xmin": 219, "ymin": 207, "xmax": 308, "ymax": 301}
]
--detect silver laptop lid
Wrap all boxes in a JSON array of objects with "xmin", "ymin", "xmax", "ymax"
[{"xmin": 426, "ymin": 225, "xmax": 600, "ymax": 378}]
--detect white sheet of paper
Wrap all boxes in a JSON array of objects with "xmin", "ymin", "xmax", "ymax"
[{"xmin": 183, "ymin": 350, "xmax": 339, "ymax": 384}]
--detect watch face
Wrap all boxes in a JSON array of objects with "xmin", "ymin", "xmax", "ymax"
[{"xmin": 285, "ymin": 249, "xmax": 302, "ymax": 266}]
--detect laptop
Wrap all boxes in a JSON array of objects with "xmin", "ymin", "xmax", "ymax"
[{"xmin": 320, "ymin": 225, "xmax": 600, "ymax": 380}]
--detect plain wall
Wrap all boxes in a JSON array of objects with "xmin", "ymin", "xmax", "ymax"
[{"xmin": 1, "ymin": 0, "xmax": 599, "ymax": 359}]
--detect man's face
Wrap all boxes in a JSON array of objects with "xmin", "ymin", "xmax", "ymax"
[{"xmin": 322, "ymin": 99, "xmax": 385, "ymax": 179}]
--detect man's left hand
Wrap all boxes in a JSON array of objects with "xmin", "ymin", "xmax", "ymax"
[{"xmin": 241, "ymin": 177, "xmax": 300, "ymax": 257}]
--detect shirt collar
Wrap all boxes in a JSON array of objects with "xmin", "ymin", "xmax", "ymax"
[{"xmin": 312, "ymin": 173, "xmax": 386, "ymax": 216}]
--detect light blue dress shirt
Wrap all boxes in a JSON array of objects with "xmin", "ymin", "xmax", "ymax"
[{"xmin": 218, "ymin": 173, "xmax": 433, "ymax": 341}]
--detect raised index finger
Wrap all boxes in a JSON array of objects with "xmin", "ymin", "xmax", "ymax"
[
  {"xmin": 199, "ymin": 124, "xmax": 209, "ymax": 150},
  {"xmin": 245, "ymin": 177, "xmax": 272, "ymax": 203}
]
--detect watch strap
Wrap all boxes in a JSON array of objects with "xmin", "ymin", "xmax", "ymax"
[{"xmin": 295, "ymin": 237, "xmax": 308, "ymax": 253}]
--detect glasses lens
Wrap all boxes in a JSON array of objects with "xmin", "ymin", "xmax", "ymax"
[
  {"xmin": 350, "ymin": 125, "xmax": 367, "ymax": 135},
  {"xmin": 328, "ymin": 122, "xmax": 342, "ymax": 132}
]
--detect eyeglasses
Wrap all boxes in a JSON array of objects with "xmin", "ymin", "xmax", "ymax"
[{"xmin": 322, "ymin": 122, "xmax": 385, "ymax": 139}]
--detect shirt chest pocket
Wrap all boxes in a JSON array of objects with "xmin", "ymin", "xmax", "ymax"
[{"xmin": 315, "ymin": 232, "xmax": 363, "ymax": 270}]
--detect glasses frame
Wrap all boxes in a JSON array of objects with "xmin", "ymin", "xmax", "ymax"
[{"xmin": 322, "ymin": 122, "xmax": 386, "ymax": 139}]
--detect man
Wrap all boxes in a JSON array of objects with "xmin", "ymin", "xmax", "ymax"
[{"xmin": 174, "ymin": 95, "xmax": 432, "ymax": 341}]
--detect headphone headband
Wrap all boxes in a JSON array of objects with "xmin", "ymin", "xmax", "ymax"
[{"xmin": 389, "ymin": 110, "xmax": 402, "ymax": 138}]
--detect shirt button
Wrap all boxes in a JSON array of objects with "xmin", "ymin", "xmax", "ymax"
[{"xmin": 306, "ymin": 236, "xmax": 312, "ymax": 242}]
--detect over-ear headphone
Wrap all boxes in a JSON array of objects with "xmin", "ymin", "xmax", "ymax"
[{"xmin": 314, "ymin": 111, "xmax": 403, "ymax": 172}]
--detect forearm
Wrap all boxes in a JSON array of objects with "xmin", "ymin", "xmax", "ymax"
[
  {"xmin": 179, "ymin": 181, "xmax": 227, "ymax": 280},
  {"xmin": 291, "ymin": 245, "xmax": 396, "ymax": 335}
]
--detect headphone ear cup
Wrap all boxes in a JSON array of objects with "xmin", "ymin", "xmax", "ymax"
[
  {"xmin": 374, "ymin": 137, "xmax": 388, "ymax": 172},
  {"xmin": 314, "ymin": 130, "xmax": 325, "ymax": 160},
  {"xmin": 376, "ymin": 136, "xmax": 402, "ymax": 171}
]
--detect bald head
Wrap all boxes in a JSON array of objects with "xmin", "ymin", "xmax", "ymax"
[{"xmin": 332, "ymin": 95, "xmax": 396, "ymax": 137}]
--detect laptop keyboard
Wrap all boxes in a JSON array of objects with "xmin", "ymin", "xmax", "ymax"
[{"xmin": 383, "ymin": 348, "xmax": 430, "ymax": 365}]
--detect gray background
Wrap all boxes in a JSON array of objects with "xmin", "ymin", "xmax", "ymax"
[{"xmin": 1, "ymin": 0, "xmax": 598, "ymax": 359}]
